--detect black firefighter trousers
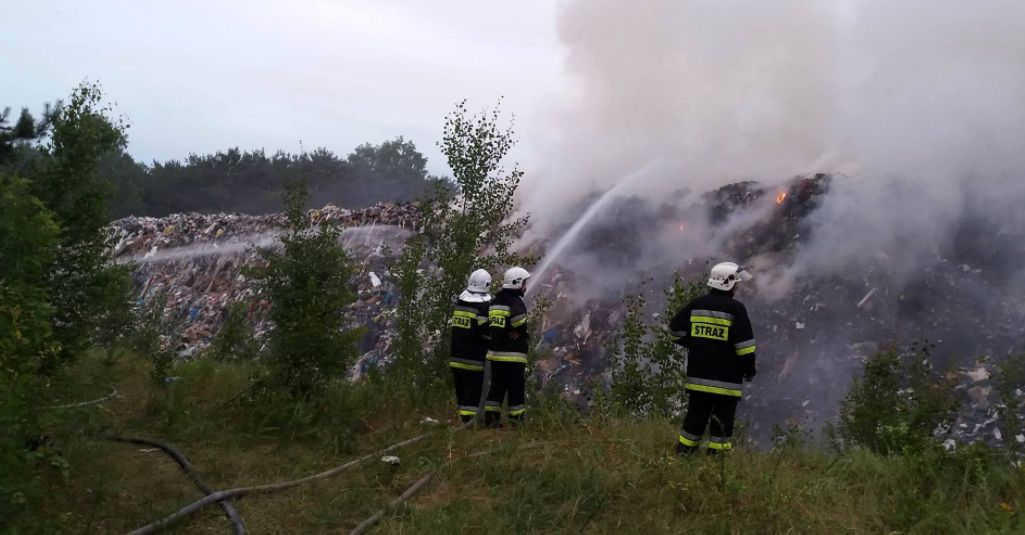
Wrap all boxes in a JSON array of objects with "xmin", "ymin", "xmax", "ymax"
[
  {"xmin": 485, "ymin": 360, "xmax": 526, "ymax": 427},
  {"xmin": 678, "ymin": 390, "xmax": 739, "ymax": 453},
  {"xmin": 452, "ymin": 367, "xmax": 484, "ymax": 423}
]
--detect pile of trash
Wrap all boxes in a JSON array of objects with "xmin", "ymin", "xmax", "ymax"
[
  {"xmin": 945, "ymin": 362, "xmax": 1025, "ymax": 452},
  {"xmin": 107, "ymin": 179, "xmax": 1024, "ymax": 450},
  {"xmin": 109, "ymin": 203, "xmax": 418, "ymax": 362},
  {"xmin": 525, "ymin": 174, "xmax": 1024, "ymax": 449},
  {"xmin": 110, "ymin": 202, "xmax": 420, "ymax": 259}
]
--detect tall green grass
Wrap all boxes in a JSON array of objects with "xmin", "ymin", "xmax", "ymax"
[{"xmin": 12, "ymin": 353, "xmax": 1025, "ymax": 534}]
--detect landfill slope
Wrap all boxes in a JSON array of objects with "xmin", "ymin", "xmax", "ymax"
[
  {"xmin": 109, "ymin": 178, "xmax": 1024, "ymax": 449},
  {"xmin": 526, "ymin": 174, "xmax": 1024, "ymax": 448},
  {"xmin": 109, "ymin": 203, "xmax": 418, "ymax": 376}
]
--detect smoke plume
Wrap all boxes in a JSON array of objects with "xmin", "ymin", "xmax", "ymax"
[
  {"xmin": 517, "ymin": 1, "xmax": 1025, "ymax": 437},
  {"xmin": 524, "ymin": 0, "xmax": 1025, "ymax": 290}
]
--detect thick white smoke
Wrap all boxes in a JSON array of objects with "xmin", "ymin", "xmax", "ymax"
[
  {"xmin": 514, "ymin": 1, "xmax": 1025, "ymax": 439},
  {"xmin": 523, "ymin": 0, "xmax": 1025, "ymax": 290}
]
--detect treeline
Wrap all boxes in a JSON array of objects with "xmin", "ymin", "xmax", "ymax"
[
  {"xmin": 4, "ymin": 105, "xmax": 438, "ymax": 218},
  {"xmin": 101, "ymin": 139, "xmax": 438, "ymax": 217}
]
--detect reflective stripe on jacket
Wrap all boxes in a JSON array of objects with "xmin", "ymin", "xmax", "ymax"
[
  {"xmin": 669, "ymin": 289, "xmax": 756, "ymax": 397},
  {"xmin": 449, "ymin": 298, "xmax": 490, "ymax": 369},
  {"xmin": 487, "ymin": 289, "xmax": 529, "ymax": 363}
]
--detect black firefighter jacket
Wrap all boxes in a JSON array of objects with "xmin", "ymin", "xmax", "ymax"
[
  {"xmin": 487, "ymin": 289, "xmax": 529, "ymax": 364},
  {"xmin": 449, "ymin": 298, "xmax": 490, "ymax": 371},
  {"xmin": 669, "ymin": 289, "xmax": 757, "ymax": 397}
]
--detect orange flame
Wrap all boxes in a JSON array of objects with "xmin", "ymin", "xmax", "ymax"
[{"xmin": 775, "ymin": 191, "xmax": 787, "ymax": 205}]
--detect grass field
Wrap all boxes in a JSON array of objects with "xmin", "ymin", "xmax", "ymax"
[{"xmin": 16, "ymin": 354, "xmax": 1025, "ymax": 534}]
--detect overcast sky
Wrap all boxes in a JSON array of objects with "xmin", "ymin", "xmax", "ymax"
[{"xmin": 2, "ymin": 0, "xmax": 566, "ymax": 176}]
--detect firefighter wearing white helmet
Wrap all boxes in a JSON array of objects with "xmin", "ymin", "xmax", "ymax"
[
  {"xmin": 669, "ymin": 261, "xmax": 757, "ymax": 455},
  {"xmin": 484, "ymin": 266, "xmax": 532, "ymax": 427},
  {"xmin": 706, "ymin": 261, "xmax": 752, "ymax": 291},
  {"xmin": 462, "ymin": 269, "xmax": 493, "ymax": 302},
  {"xmin": 449, "ymin": 269, "xmax": 493, "ymax": 422},
  {"xmin": 502, "ymin": 266, "xmax": 532, "ymax": 290}
]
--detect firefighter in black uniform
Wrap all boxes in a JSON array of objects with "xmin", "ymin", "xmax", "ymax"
[
  {"xmin": 670, "ymin": 262, "xmax": 757, "ymax": 454},
  {"xmin": 449, "ymin": 269, "xmax": 493, "ymax": 422},
  {"xmin": 484, "ymin": 266, "xmax": 532, "ymax": 427}
]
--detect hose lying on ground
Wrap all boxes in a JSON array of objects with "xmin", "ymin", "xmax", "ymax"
[
  {"xmin": 348, "ymin": 440, "xmax": 551, "ymax": 534},
  {"xmin": 349, "ymin": 473, "xmax": 435, "ymax": 535},
  {"xmin": 48, "ymin": 387, "xmax": 119, "ymax": 409},
  {"xmin": 125, "ymin": 428, "xmax": 449, "ymax": 535},
  {"xmin": 108, "ymin": 436, "xmax": 245, "ymax": 535}
]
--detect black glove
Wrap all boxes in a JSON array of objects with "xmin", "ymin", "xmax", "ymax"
[{"xmin": 742, "ymin": 362, "xmax": 757, "ymax": 381}]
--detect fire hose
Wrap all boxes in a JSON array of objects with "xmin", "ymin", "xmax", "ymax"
[
  {"xmin": 344, "ymin": 358, "xmax": 498, "ymax": 533},
  {"xmin": 348, "ymin": 440, "xmax": 551, "ymax": 534},
  {"xmin": 124, "ymin": 420, "xmax": 477, "ymax": 535},
  {"xmin": 46, "ymin": 368, "xmax": 502, "ymax": 534},
  {"xmin": 349, "ymin": 472, "xmax": 435, "ymax": 535},
  {"xmin": 47, "ymin": 387, "xmax": 119, "ymax": 409},
  {"xmin": 109, "ymin": 436, "xmax": 246, "ymax": 534},
  {"xmin": 44, "ymin": 385, "xmax": 437, "ymax": 534}
]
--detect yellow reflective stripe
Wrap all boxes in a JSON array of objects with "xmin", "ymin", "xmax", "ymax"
[
  {"xmin": 736, "ymin": 345, "xmax": 756, "ymax": 356},
  {"xmin": 489, "ymin": 309, "xmax": 510, "ymax": 328},
  {"xmin": 458, "ymin": 409, "xmax": 477, "ymax": 416},
  {"xmin": 686, "ymin": 383, "xmax": 742, "ymax": 397},
  {"xmin": 678, "ymin": 434, "xmax": 700, "ymax": 447},
  {"xmin": 484, "ymin": 405, "xmax": 502, "ymax": 412},
  {"xmin": 449, "ymin": 361, "xmax": 484, "ymax": 371},
  {"xmin": 691, "ymin": 323, "xmax": 728, "ymax": 341},
  {"xmin": 691, "ymin": 315, "xmax": 732, "ymax": 326},
  {"xmin": 511, "ymin": 318, "xmax": 527, "ymax": 328},
  {"xmin": 707, "ymin": 441, "xmax": 733, "ymax": 450},
  {"xmin": 452, "ymin": 310, "xmax": 477, "ymax": 319},
  {"xmin": 486, "ymin": 352, "xmax": 528, "ymax": 363},
  {"xmin": 508, "ymin": 408, "xmax": 526, "ymax": 416}
]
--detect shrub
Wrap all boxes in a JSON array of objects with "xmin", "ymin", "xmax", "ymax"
[
  {"xmin": 393, "ymin": 100, "xmax": 532, "ymax": 392},
  {"xmin": 254, "ymin": 179, "xmax": 361, "ymax": 397},
  {"xmin": 207, "ymin": 301, "xmax": 259, "ymax": 361},
  {"xmin": 127, "ymin": 290, "xmax": 178, "ymax": 384},
  {"xmin": 610, "ymin": 274, "xmax": 704, "ymax": 417},
  {"xmin": 837, "ymin": 342, "xmax": 959, "ymax": 455},
  {"xmin": 0, "ymin": 175, "xmax": 63, "ymax": 529},
  {"xmin": 994, "ymin": 353, "xmax": 1025, "ymax": 458},
  {"xmin": 30, "ymin": 82, "xmax": 131, "ymax": 370}
]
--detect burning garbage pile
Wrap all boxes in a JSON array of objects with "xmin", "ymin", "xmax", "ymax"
[
  {"xmin": 526, "ymin": 173, "xmax": 1024, "ymax": 448},
  {"xmin": 106, "ymin": 175, "xmax": 1023, "ymax": 449},
  {"xmin": 108, "ymin": 203, "xmax": 418, "ymax": 363}
]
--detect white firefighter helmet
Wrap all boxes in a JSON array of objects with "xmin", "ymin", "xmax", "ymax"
[
  {"xmin": 502, "ymin": 266, "xmax": 532, "ymax": 290},
  {"xmin": 707, "ymin": 262, "xmax": 752, "ymax": 291},
  {"xmin": 460, "ymin": 269, "xmax": 492, "ymax": 303}
]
